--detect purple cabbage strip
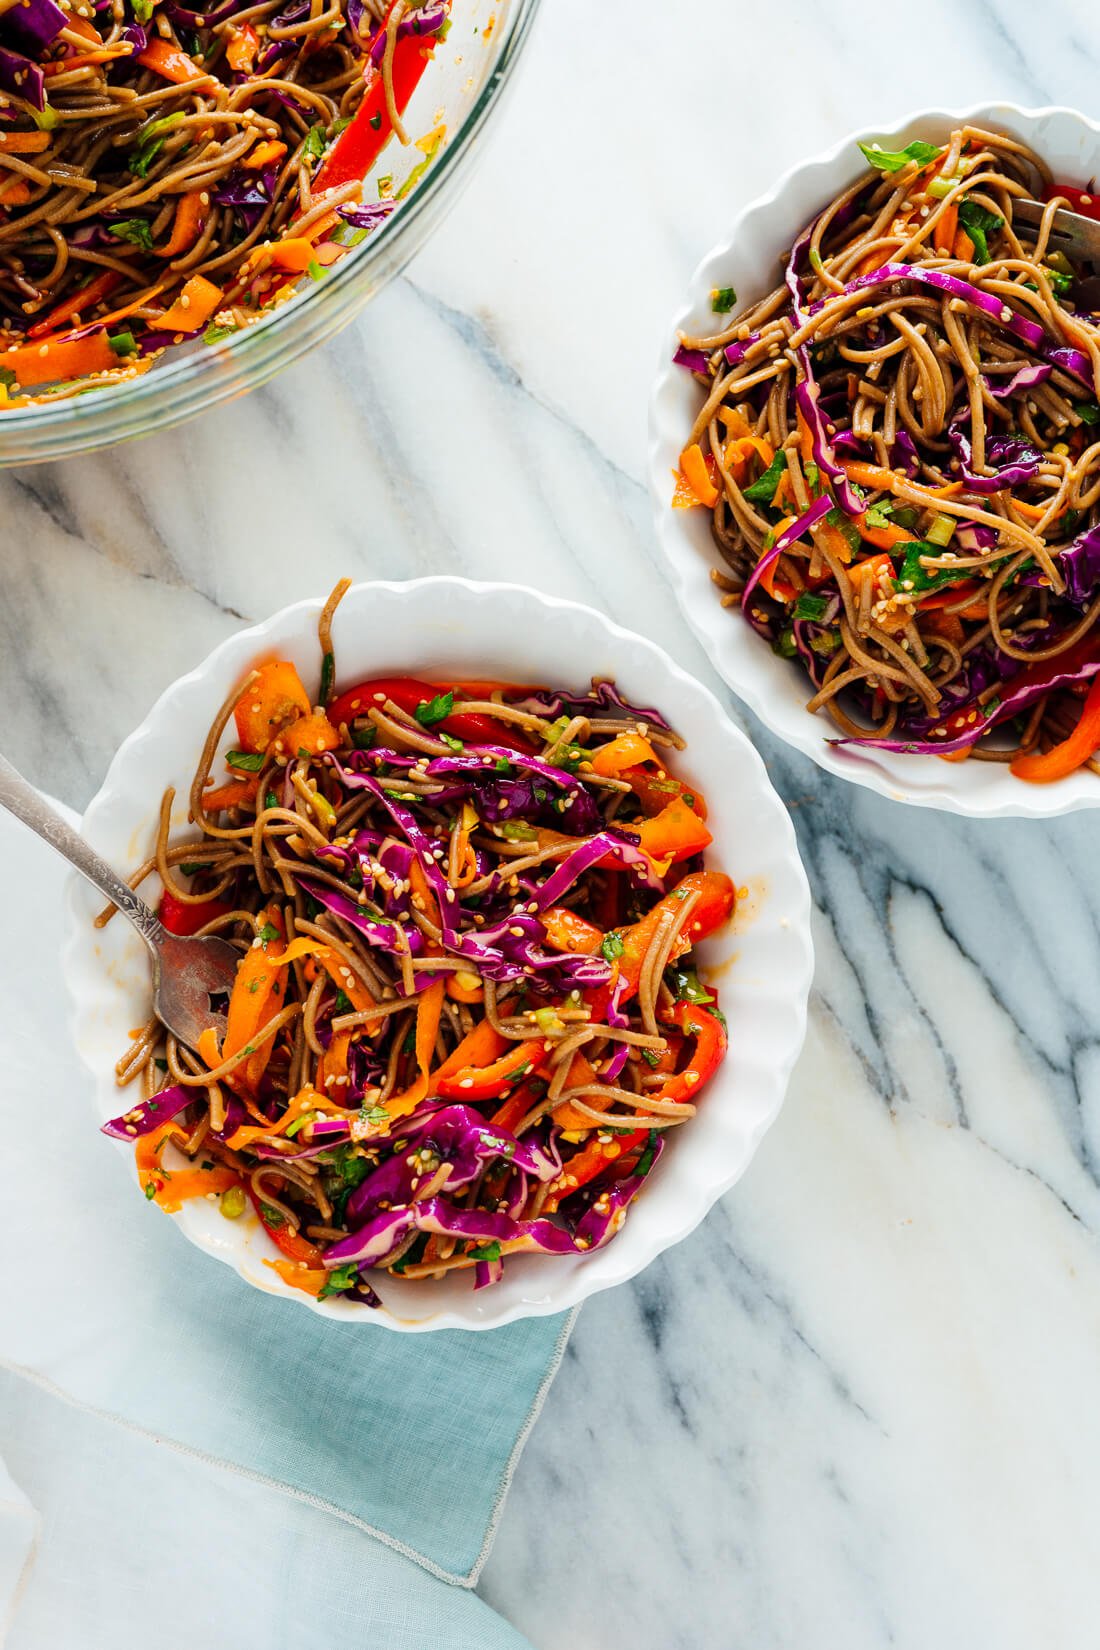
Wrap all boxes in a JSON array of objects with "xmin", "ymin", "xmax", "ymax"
[
  {"xmin": 784, "ymin": 218, "xmax": 864, "ymax": 516},
  {"xmin": 102, "ymin": 1084, "xmax": 190, "ymax": 1140},
  {"xmin": 834, "ymin": 648, "xmax": 1100, "ymax": 757},
  {"xmin": 0, "ymin": 0, "xmax": 65, "ymax": 57},
  {"xmin": 533, "ymin": 830, "xmax": 665, "ymax": 904},
  {"xmin": 367, "ymin": 0, "xmax": 446, "ymax": 63},
  {"xmin": 1058, "ymin": 521, "xmax": 1100, "ymax": 605},
  {"xmin": 337, "ymin": 200, "xmax": 395, "ymax": 232},
  {"xmin": 297, "ymin": 876, "xmax": 425, "ymax": 958},
  {"xmin": 741, "ymin": 494, "xmax": 833, "ymax": 609},
  {"xmin": 510, "ymin": 680, "xmax": 674, "ymax": 734},
  {"xmin": 946, "ymin": 422, "xmax": 1043, "ymax": 492},
  {"xmin": 982, "ymin": 362, "xmax": 1052, "ymax": 400},
  {"xmin": 673, "ymin": 343, "xmax": 710, "ymax": 373},
  {"xmin": 0, "ymin": 45, "xmax": 44, "ymax": 110}
]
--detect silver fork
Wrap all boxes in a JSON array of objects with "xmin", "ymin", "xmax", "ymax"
[
  {"xmin": 1013, "ymin": 197, "xmax": 1100, "ymax": 307},
  {"xmin": 0, "ymin": 750, "xmax": 238, "ymax": 1049}
]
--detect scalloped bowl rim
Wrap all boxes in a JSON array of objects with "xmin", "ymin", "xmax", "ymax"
[
  {"xmin": 648, "ymin": 101, "xmax": 1100, "ymax": 819},
  {"xmin": 61, "ymin": 578, "xmax": 812, "ymax": 1332}
]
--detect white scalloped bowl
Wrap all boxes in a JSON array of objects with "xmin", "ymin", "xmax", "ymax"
[
  {"xmin": 62, "ymin": 579, "xmax": 812, "ymax": 1332},
  {"xmin": 649, "ymin": 103, "xmax": 1100, "ymax": 818}
]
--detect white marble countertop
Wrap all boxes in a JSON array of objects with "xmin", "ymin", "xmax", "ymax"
[{"xmin": 5, "ymin": 0, "xmax": 1100, "ymax": 1645}]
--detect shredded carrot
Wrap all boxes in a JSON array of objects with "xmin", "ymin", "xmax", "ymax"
[
  {"xmin": 226, "ymin": 20, "xmax": 260, "ymax": 71},
  {"xmin": 384, "ymin": 978, "xmax": 445, "ymax": 1120},
  {"xmin": 245, "ymin": 138, "xmax": 286, "ymax": 169},
  {"xmin": 445, "ymin": 970, "xmax": 484, "ymax": 1004},
  {"xmin": 201, "ymin": 775, "xmax": 258, "ymax": 813},
  {"xmin": 844, "ymin": 459, "xmax": 963, "ymax": 503},
  {"xmin": 796, "ymin": 408, "xmax": 814, "ymax": 463},
  {"xmin": 0, "ymin": 130, "xmax": 50, "ymax": 153},
  {"xmin": 719, "ymin": 405, "xmax": 754, "ymax": 439},
  {"xmin": 953, "ymin": 227, "xmax": 975, "ymax": 261},
  {"xmin": 680, "ymin": 443, "xmax": 720, "ymax": 507},
  {"xmin": 934, "ymin": 202, "xmax": 958, "ymax": 255},
  {"xmin": 0, "ymin": 178, "xmax": 31, "ymax": 206},
  {"xmin": 590, "ymin": 731, "xmax": 660, "ymax": 777},
  {"xmin": 270, "ymin": 236, "xmax": 316, "ymax": 273},
  {"xmin": 266, "ymin": 1258, "xmax": 329, "ymax": 1296}
]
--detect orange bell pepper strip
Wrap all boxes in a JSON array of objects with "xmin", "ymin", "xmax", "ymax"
[
  {"xmin": 719, "ymin": 405, "xmax": 755, "ymax": 439},
  {"xmin": 201, "ymin": 774, "xmax": 259, "ymax": 813},
  {"xmin": 679, "ymin": 442, "xmax": 720, "ymax": 507},
  {"xmin": 267, "ymin": 1259, "xmax": 331, "ymax": 1296},
  {"xmin": 918, "ymin": 582, "xmax": 988, "ymax": 622},
  {"xmin": 0, "ymin": 130, "xmax": 49, "ymax": 153},
  {"xmin": 0, "ymin": 327, "xmax": 117, "ymax": 387},
  {"xmin": 158, "ymin": 888, "xmax": 233, "ymax": 936},
  {"xmin": 606, "ymin": 871, "xmax": 736, "ymax": 1002},
  {"xmin": 1010, "ymin": 674, "xmax": 1100, "ymax": 783},
  {"xmin": 846, "ymin": 552, "xmax": 894, "ymax": 589},
  {"xmin": 158, "ymin": 190, "xmax": 207, "ymax": 259},
  {"xmin": 27, "ymin": 272, "xmax": 122, "ymax": 339},
  {"xmin": 542, "ymin": 906, "xmax": 604, "ymax": 955},
  {"xmin": 445, "ymin": 970, "xmax": 484, "ymax": 1004},
  {"xmin": 270, "ymin": 237, "xmax": 316, "ymax": 274},
  {"xmin": 233, "ymin": 660, "xmax": 311, "ymax": 753},
  {"xmin": 589, "ymin": 731, "xmax": 660, "ymax": 777},
  {"xmin": 269, "ymin": 710, "xmax": 340, "ymax": 761},
  {"xmin": 629, "ymin": 797, "xmax": 713, "ymax": 865},
  {"xmin": 383, "ymin": 978, "xmax": 445, "ymax": 1121},
  {"xmin": 552, "ymin": 1050, "xmax": 601, "ymax": 1132},
  {"xmin": 0, "ymin": 178, "xmax": 31, "ymax": 205},
  {"xmin": 203, "ymin": 923, "xmax": 322, "ymax": 1093},
  {"xmin": 434, "ymin": 1038, "xmax": 548, "ymax": 1103},
  {"xmin": 136, "ymin": 1122, "xmax": 239, "ymax": 1211},
  {"xmin": 137, "ymin": 37, "xmax": 207, "ymax": 82},
  {"xmin": 488, "ymin": 1079, "xmax": 541, "ymax": 1135},
  {"xmin": 156, "ymin": 274, "xmax": 221, "ymax": 334},
  {"xmin": 226, "ymin": 20, "xmax": 260, "ymax": 71}
]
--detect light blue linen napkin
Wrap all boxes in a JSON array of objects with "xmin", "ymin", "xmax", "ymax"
[{"xmin": 0, "ymin": 804, "xmax": 572, "ymax": 1644}]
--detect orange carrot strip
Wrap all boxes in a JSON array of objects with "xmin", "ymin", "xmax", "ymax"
[
  {"xmin": 680, "ymin": 442, "xmax": 720, "ymax": 507},
  {"xmin": 1, "ymin": 327, "xmax": 116, "ymax": 387},
  {"xmin": 158, "ymin": 190, "xmax": 207, "ymax": 259},
  {"xmin": 0, "ymin": 130, "xmax": 49, "ymax": 153},
  {"xmin": 27, "ymin": 270, "xmax": 121, "ymax": 338}
]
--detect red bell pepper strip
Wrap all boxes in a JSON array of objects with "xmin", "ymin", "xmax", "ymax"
[
  {"xmin": 327, "ymin": 676, "xmax": 534, "ymax": 752},
  {"xmin": 312, "ymin": 1, "xmax": 438, "ymax": 195},
  {"xmin": 1045, "ymin": 181, "xmax": 1100, "ymax": 223},
  {"xmin": 158, "ymin": 888, "xmax": 233, "ymax": 935},
  {"xmin": 248, "ymin": 1187, "xmax": 327, "ymax": 1265},
  {"xmin": 583, "ymin": 870, "xmax": 735, "ymax": 1024},
  {"xmin": 620, "ymin": 763, "xmax": 708, "ymax": 820},
  {"xmin": 543, "ymin": 1129, "xmax": 649, "ymax": 1214},
  {"xmin": 434, "ymin": 1039, "xmax": 548, "ymax": 1102},
  {"xmin": 651, "ymin": 1000, "xmax": 727, "ymax": 1107},
  {"xmin": 1010, "ymin": 673, "xmax": 1100, "ymax": 782}
]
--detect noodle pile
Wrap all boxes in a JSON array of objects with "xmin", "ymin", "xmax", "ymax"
[
  {"xmin": 0, "ymin": 0, "xmax": 445, "ymax": 395},
  {"xmin": 677, "ymin": 125, "xmax": 1100, "ymax": 775}
]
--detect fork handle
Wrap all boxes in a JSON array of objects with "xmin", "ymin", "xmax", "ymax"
[{"xmin": 0, "ymin": 751, "xmax": 166, "ymax": 948}]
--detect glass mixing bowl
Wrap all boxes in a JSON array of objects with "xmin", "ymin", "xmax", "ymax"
[{"xmin": 0, "ymin": 0, "xmax": 539, "ymax": 466}]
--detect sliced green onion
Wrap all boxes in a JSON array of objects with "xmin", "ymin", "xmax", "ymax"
[
  {"xmin": 794, "ymin": 593, "xmax": 829, "ymax": 621},
  {"xmin": 925, "ymin": 514, "xmax": 956, "ymax": 548}
]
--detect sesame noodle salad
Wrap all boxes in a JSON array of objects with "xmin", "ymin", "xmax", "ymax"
[
  {"xmin": 0, "ymin": 0, "xmax": 448, "ymax": 403},
  {"xmin": 102, "ymin": 582, "xmax": 735, "ymax": 1306},
  {"xmin": 674, "ymin": 125, "xmax": 1100, "ymax": 784}
]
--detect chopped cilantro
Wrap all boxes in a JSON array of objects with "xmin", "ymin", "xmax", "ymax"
[
  {"xmin": 319, "ymin": 1262, "xmax": 359, "ymax": 1299},
  {"xmin": 794, "ymin": 593, "xmax": 829, "ymax": 621},
  {"xmin": 259, "ymin": 922, "xmax": 280, "ymax": 944},
  {"xmin": 600, "ymin": 931, "xmax": 625, "ymax": 963},
  {"xmin": 957, "ymin": 199, "xmax": 1004, "ymax": 264},
  {"xmin": 109, "ymin": 219, "xmax": 154, "ymax": 252},
  {"xmin": 742, "ymin": 449, "xmax": 787, "ymax": 504},
  {"xmin": 710, "ymin": 285, "xmax": 736, "ymax": 312},
  {"xmin": 469, "ymin": 1241, "xmax": 502, "ymax": 1262},
  {"xmin": 302, "ymin": 123, "xmax": 326, "ymax": 162},
  {"xmin": 414, "ymin": 689, "xmax": 454, "ymax": 726},
  {"xmin": 226, "ymin": 748, "xmax": 265, "ymax": 771},
  {"xmin": 333, "ymin": 989, "xmax": 352, "ymax": 1014},
  {"xmin": 351, "ymin": 722, "xmax": 377, "ymax": 749},
  {"xmin": 319, "ymin": 649, "xmax": 334, "ymax": 705},
  {"xmin": 858, "ymin": 139, "xmax": 942, "ymax": 173}
]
